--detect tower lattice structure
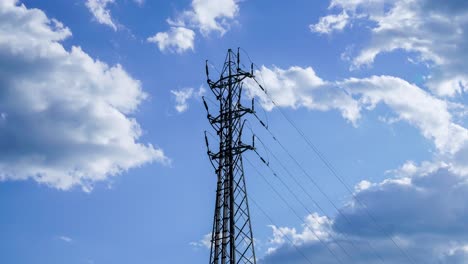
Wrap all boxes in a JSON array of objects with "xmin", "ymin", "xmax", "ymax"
[{"xmin": 204, "ymin": 49, "xmax": 257, "ymax": 264}]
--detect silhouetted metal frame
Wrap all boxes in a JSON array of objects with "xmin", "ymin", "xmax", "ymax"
[{"xmin": 204, "ymin": 49, "xmax": 257, "ymax": 264}]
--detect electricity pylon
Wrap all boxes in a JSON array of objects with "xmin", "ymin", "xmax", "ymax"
[{"xmin": 204, "ymin": 49, "xmax": 257, "ymax": 264}]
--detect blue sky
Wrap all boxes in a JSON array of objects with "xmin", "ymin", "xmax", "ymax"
[{"xmin": 0, "ymin": 0, "xmax": 467, "ymax": 263}]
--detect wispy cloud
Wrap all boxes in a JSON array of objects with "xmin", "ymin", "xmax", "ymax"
[
  {"xmin": 171, "ymin": 87, "xmax": 205, "ymax": 113},
  {"xmin": 312, "ymin": 0, "xmax": 468, "ymax": 96},
  {"xmin": 190, "ymin": 233, "xmax": 211, "ymax": 249},
  {"xmin": 58, "ymin": 236, "xmax": 73, "ymax": 243},
  {"xmin": 86, "ymin": 0, "xmax": 117, "ymax": 31}
]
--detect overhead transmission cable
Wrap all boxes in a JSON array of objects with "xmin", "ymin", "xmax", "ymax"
[
  {"xmin": 244, "ymin": 157, "xmax": 345, "ymax": 264},
  {"xmin": 250, "ymin": 149, "xmax": 356, "ymax": 262},
  {"xmin": 248, "ymin": 130, "xmax": 386, "ymax": 264},
  {"xmin": 243, "ymin": 56, "xmax": 417, "ymax": 264},
  {"xmin": 244, "ymin": 120, "xmax": 382, "ymax": 263},
  {"xmin": 249, "ymin": 197, "xmax": 314, "ymax": 264}
]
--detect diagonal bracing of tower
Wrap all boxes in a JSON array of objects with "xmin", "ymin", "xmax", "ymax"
[{"xmin": 204, "ymin": 48, "xmax": 257, "ymax": 264}]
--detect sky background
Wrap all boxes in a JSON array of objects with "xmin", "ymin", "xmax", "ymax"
[{"xmin": 0, "ymin": 0, "xmax": 467, "ymax": 263}]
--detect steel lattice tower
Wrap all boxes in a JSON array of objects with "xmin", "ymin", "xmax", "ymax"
[{"xmin": 204, "ymin": 49, "xmax": 257, "ymax": 264}]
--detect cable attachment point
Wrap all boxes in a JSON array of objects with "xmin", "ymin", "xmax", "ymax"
[
  {"xmin": 251, "ymin": 98, "xmax": 255, "ymax": 113},
  {"xmin": 204, "ymin": 131, "xmax": 211, "ymax": 155},
  {"xmin": 258, "ymin": 84, "xmax": 265, "ymax": 92},
  {"xmin": 202, "ymin": 96, "xmax": 212, "ymax": 120},
  {"xmin": 205, "ymin": 60, "xmax": 210, "ymax": 82}
]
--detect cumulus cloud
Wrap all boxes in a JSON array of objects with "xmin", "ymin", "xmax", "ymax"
[
  {"xmin": 245, "ymin": 65, "xmax": 467, "ymax": 264},
  {"xmin": 190, "ymin": 233, "xmax": 212, "ymax": 249},
  {"xmin": 85, "ymin": 0, "xmax": 117, "ymax": 30},
  {"xmin": 312, "ymin": 0, "xmax": 468, "ymax": 96},
  {"xmin": 147, "ymin": 27, "xmax": 195, "ymax": 54},
  {"xmin": 266, "ymin": 213, "xmax": 333, "ymax": 254},
  {"xmin": 263, "ymin": 168, "xmax": 468, "ymax": 263},
  {"xmin": 257, "ymin": 1, "xmax": 468, "ymax": 262},
  {"xmin": 171, "ymin": 87, "xmax": 205, "ymax": 113},
  {"xmin": 310, "ymin": 11, "xmax": 349, "ymax": 34},
  {"xmin": 341, "ymin": 75, "xmax": 467, "ymax": 155},
  {"xmin": 0, "ymin": 1, "xmax": 167, "ymax": 191},
  {"xmin": 247, "ymin": 65, "xmax": 468, "ymax": 173},
  {"xmin": 149, "ymin": 0, "xmax": 240, "ymax": 53},
  {"xmin": 168, "ymin": 0, "xmax": 239, "ymax": 36},
  {"xmin": 313, "ymin": 0, "xmax": 468, "ymax": 173},
  {"xmin": 245, "ymin": 65, "xmax": 468, "ymax": 262},
  {"xmin": 336, "ymin": 168, "xmax": 468, "ymax": 239},
  {"xmin": 245, "ymin": 66, "xmax": 361, "ymax": 124}
]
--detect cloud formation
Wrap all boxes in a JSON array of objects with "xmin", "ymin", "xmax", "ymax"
[
  {"xmin": 0, "ymin": 1, "xmax": 167, "ymax": 191},
  {"xmin": 148, "ymin": 0, "xmax": 240, "ymax": 53},
  {"xmin": 171, "ymin": 87, "xmax": 205, "ymax": 113},
  {"xmin": 311, "ymin": 0, "xmax": 468, "ymax": 97},
  {"xmin": 245, "ymin": 66, "xmax": 361, "ymax": 124},
  {"xmin": 341, "ymin": 75, "xmax": 467, "ymax": 156},
  {"xmin": 147, "ymin": 27, "xmax": 195, "ymax": 54},
  {"xmin": 251, "ymin": 4, "xmax": 468, "ymax": 259},
  {"xmin": 260, "ymin": 2, "xmax": 468, "ymax": 261},
  {"xmin": 263, "ymin": 168, "xmax": 468, "ymax": 264},
  {"xmin": 168, "ymin": 0, "xmax": 239, "ymax": 36},
  {"xmin": 58, "ymin": 236, "xmax": 73, "ymax": 243},
  {"xmin": 310, "ymin": 11, "xmax": 349, "ymax": 34},
  {"xmin": 247, "ymin": 65, "xmax": 468, "ymax": 174},
  {"xmin": 190, "ymin": 233, "xmax": 212, "ymax": 249},
  {"xmin": 85, "ymin": 0, "xmax": 117, "ymax": 30},
  {"xmin": 245, "ymin": 63, "xmax": 467, "ymax": 262}
]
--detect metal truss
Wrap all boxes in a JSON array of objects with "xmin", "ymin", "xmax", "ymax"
[{"xmin": 204, "ymin": 49, "xmax": 257, "ymax": 264}]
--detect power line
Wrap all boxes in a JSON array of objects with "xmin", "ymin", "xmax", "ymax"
[
  {"xmin": 251, "ymin": 149, "xmax": 357, "ymax": 262},
  {"xmin": 250, "ymin": 68, "xmax": 417, "ymax": 264},
  {"xmin": 251, "ymin": 200, "xmax": 312, "ymax": 263},
  {"xmin": 245, "ymin": 157, "xmax": 345, "ymax": 264},
  {"xmin": 251, "ymin": 134, "xmax": 386, "ymax": 264},
  {"xmin": 249, "ymin": 197, "xmax": 315, "ymax": 264}
]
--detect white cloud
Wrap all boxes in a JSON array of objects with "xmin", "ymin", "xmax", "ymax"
[
  {"xmin": 133, "ymin": 0, "xmax": 144, "ymax": 6},
  {"xmin": 314, "ymin": 0, "xmax": 468, "ymax": 97},
  {"xmin": 341, "ymin": 75, "xmax": 468, "ymax": 155},
  {"xmin": 386, "ymin": 160, "xmax": 442, "ymax": 178},
  {"xmin": 264, "ymin": 168, "xmax": 468, "ymax": 263},
  {"xmin": 247, "ymin": 65, "xmax": 468, "ymax": 173},
  {"xmin": 147, "ymin": 27, "xmax": 195, "ymax": 54},
  {"xmin": 258, "ymin": 1, "xmax": 468, "ymax": 262},
  {"xmin": 268, "ymin": 213, "xmax": 333, "ymax": 251},
  {"xmin": 0, "ymin": 1, "xmax": 168, "ymax": 191},
  {"xmin": 249, "ymin": 66, "xmax": 468, "ymax": 264},
  {"xmin": 85, "ymin": 0, "xmax": 117, "ymax": 31},
  {"xmin": 190, "ymin": 233, "xmax": 212, "ymax": 249},
  {"xmin": 310, "ymin": 11, "xmax": 349, "ymax": 34},
  {"xmin": 245, "ymin": 66, "xmax": 361, "ymax": 124},
  {"xmin": 169, "ymin": 0, "xmax": 239, "ymax": 36},
  {"xmin": 172, "ymin": 88, "xmax": 194, "ymax": 113},
  {"xmin": 150, "ymin": 0, "xmax": 240, "ymax": 53},
  {"xmin": 171, "ymin": 87, "xmax": 205, "ymax": 113},
  {"xmin": 58, "ymin": 236, "xmax": 73, "ymax": 243}
]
